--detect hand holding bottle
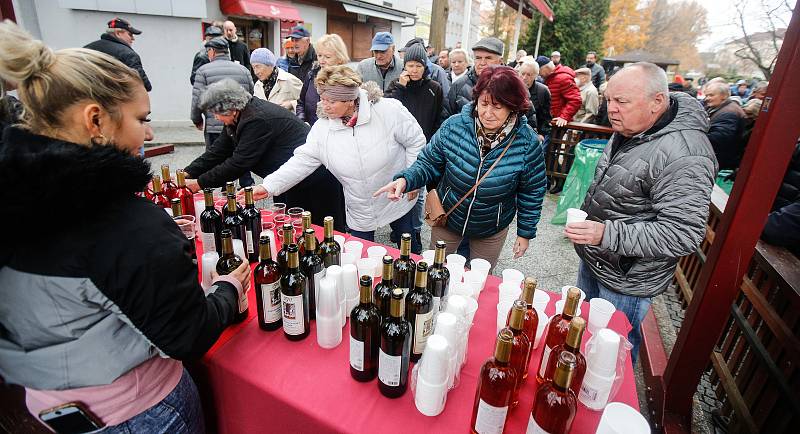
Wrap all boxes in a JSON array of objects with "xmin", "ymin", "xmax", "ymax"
[
  {"xmin": 212, "ymin": 259, "xmax": 252, "ymax": 293},
  {"xmin": 374, "ymin": 178, "xmax": 407, "ymax": 201},
  {"xmin": 238, "ymin": 184, "xmax": 270, "ymax": 203}
]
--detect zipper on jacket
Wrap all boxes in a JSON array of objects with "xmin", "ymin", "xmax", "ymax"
[{"xmin": 496, "ymin": 202, "xmax": 502, "ymax": 228}]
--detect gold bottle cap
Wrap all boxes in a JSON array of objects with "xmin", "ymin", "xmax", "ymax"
[
  {"xmin": 282, "ymin": 223, "xmax": 293, "ymax": 244},
  {"xmin": 414, "ymin": 262, "xmax": 428, "ymax": 288},
  {"xmin": 495, "ymin": 329, "xmax": 514, "ymax": 363},
  {"xmin": 203, "ymin": 188, "xmax": 214, "ymax": 206},
  {"xmin": 176, "ymin": 169, "xmax": 186, "ymax": 187},
  {"xmin": 287, "ymin": 244, "xmax": 300, "ymax": 268},
  {"xmin": 258, "ymin": 234, "xmax": 272, "ymax": 260},
  {"xmin": 323, "ymin": 216, "xmax": 334, "ymax": 237},
  {"xmin": 522, "ymin": 277, "xmax": 538, "ymax": 304},
  {"xmin": 226, "ymin": 194, "xmax": 237, "ymax": 212},
  {"xmin": 509, "ymin": 300, "xmax": 526, "ymax": 330},
  {"xmin": 152, "ymin": 175, "xmax": 162, "ymax": 192},
  {"xmin": 563, "ymin": 286, "xmax": 581, "ymax": 317},
  {"xmin": 226, "ymin": 182, "xmax": 235, "ymax": 195},
  {"xmin": 170, "ymin": 198, "xmax": 182, "ymax": 216},
  {"xmin": 382, "ymin": 255, "xmax": 394, "ymax": 279},
  {"xmin": 244, "ymin": 186, "xmax": 254, "ymax": 205},
  {"xmin": 304, "ymin": 228, "xmax": 318, "ymax": 250},
  {"xmin": 359, "ymin": 275, "xmax": 373, "ymax": 303},
  {"xmin": 161, "ymin": 164, "xmax": 170, "ymax": 179},
  {"xmin": 399, "ymin": 233, "xmax": 411, "ymax": 256},
  {"xmin": 301, "ymin": 211, "xmax": 312, "ymax": 230},
  {"xmin": 389, "ymin": 287, "xmax": 404, "ymax": 317},
  {"xmin": 565, "ymin": 317, "xmax": 586, "ymax": 350},
  {"xmin": 553, "ymin": 350, "xmax": 577, "ymax": 390},
  {"xmin": 434, "ymin": 241, "xmax": 446, "ymax": 264}
]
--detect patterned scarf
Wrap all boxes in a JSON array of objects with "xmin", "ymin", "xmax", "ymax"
[
  {"xmin": 260, "ymin": 67, "xmax": 279, "ymax": 98},
  {"xmin": 475, "ymin": 113, "xmax": 517, "ymax": 157},
  {"xmin": 341, "ymin": 98, "xmax": 359, "ymax": 127}
]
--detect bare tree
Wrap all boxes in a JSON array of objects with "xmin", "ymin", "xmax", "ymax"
[
  {"xmin": 732, "ymin": 0, "xmax": 794, "ymax": 79},
  {"xmin": 430, "ymin": 0, "xmax": 449, "ymax": 52}
]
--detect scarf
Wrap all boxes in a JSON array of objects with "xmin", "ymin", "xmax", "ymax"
[
  {"xmin": 260, "ymin": 67, "xmax": 279, "ymax": 98},
  {"xmin": 475, "ymin": 113, "xmax": 517, "ymax": 157},
  {"xmin": 341, "ymin": 99, "xmax": 359, "ymax": 127}
]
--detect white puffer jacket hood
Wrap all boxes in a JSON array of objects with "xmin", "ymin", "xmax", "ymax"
[{"xmin": 263, "ymin": 84, "xmax": 427, "ymax": 231}]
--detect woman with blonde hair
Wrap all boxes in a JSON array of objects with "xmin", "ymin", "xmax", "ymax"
[
  {"xmin": 296, "ymin": 33, "xmax": 350, "ymax": 125},
  {"xmin": 0, "ymin": 21, "xmax": 250, "ymax": 432},
  {"xmin": 249, "ymin": 65, "xmax": 427, "ymax": 252}
]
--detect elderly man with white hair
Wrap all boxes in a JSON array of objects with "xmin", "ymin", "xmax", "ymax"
[
  {"xmin": 564, "ymin": 62, "xmax": 717, "ymax": 361},
  {"xmin": 704, "ymin": 81, "xmax": 746, "ymax": 170},
  {"xmin": 516, "ymin": 59, "xmax": 552, "ymax": 141}
]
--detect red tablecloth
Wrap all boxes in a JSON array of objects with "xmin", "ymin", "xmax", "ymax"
[{"xmin": 198, "ymin": 231, "xmax": 638, "ymax": 434}]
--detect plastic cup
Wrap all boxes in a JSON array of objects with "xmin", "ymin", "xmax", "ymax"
[
  {"xmin": 464, "ymin": 297, "xmax": 478, "ymax": 326},
  {"xmin": 325, "ymin": 265, "xmax": 345, "ymax": 328},
  {"xmin": 316, "ymin": 277, "xmax": 342, "ymax": 349},
  {"xmin": 561, "ymin": 286, "xmax": 587, "ymax": 306},
  {"xmin": 533, "ymin": 289, "xmax": 550, "ymax": 313},
  {"xmin": 366, "ymin": 246, "xmax": 387, "ymax": 276},
  {"xmin": 498, "ymin": 282, "xmax": 522, "ymax": 303},
  {"xmin": 421, "ymin": 250, "xmax": 435, "ymax": 265},
  {"xmin": 463, "ymin": 270, "xmax": 485, "ymax": 298},
  {"xmin": 555, "ymin": 299, "xmax": 582, "ymax": 317},
  {"xmin": 340, "ymin": 251, "xmax": 357, "ymax": 267},
  {"xmin": 533, "ymin": 307, "xmax": 548, "ymax": 349},
  {"xmin": 502, "ymin": 268, "xmax": 524, "ymax": 287},
  {"xmin": 595, "ymin": 402, "xmax": 650, "ymax": 434},
  {"xmin": 445, "ymin": 264, "xmax": 464, "ymax": 288},
  {"xmin": 444, "ymin": 295, "xmax": 468, "ymax": 319},
  {"xmin": 497, "ymin": 300, "xmax": 514, "ymax": 333},
  {"xmin": 432, "ymin": 313, "xmax": 460, "ymax": 388},
  {"xmin": 342, "ymin": 264, "xmax": 359, "ymax": 314},
  {"xmin": 271, "ymin": 202, "xmax": 286, "ymax": 215},
  {"xmin": 287, "ymin": 206, "xmax": 304, "ymax": 219},
  {"xmin": 566, "ymin": 208, "xmax": 589, "ymax": 225},
  {"xmin": 589, "ymin": 298, "xmax": 617, "ymax": 335},
  {"xmin": 201, "ymin": 251, "xmax": 219, "ymax": 293},
  {"xmin": 415, "ymin": 348, "xmax": 449, "ymax": 417},
  {"xmin": 446, "ymin": 254, "xmax": 466, "ymax": 270},
  {"xmin": 174, "ymin": 215, "xmax": 195, "ymax": 241},
  {"xmin": 259, "ymin": 222, "xmax": 277, "ymax": 259},
  {"xmin": 448, "ymin": 282, "xmax": 473, "ymax": 298},
  {"xmin": 260, "ymin": 209, "xmax": 274, "ymax": 224},
  {"xmin": 334, "ymin": 234, "xmax": 346, "ymax": 247},
  {"xmin": 419, "ymin": 335, "xmax": 450, "ymax": 384},
  {"xmin": 470, "ymin": 258, "xmax": 490, "ymax": 273},
  {"xmin": 356, "ymin": 258, "xmax": 376, "ymax": 283},
  {"xmin": 344, "ymin": 240, "xmax": 364, "ymax": 258}
]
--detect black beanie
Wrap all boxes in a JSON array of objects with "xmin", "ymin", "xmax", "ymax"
[{"xmin": 404, "ymin": 43, "xmax": 427, "ymax": 67}]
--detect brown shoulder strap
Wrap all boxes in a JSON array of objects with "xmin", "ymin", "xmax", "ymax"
[{"xmin": 444, "ymin": 131, "xmax": 517, "ymax": 218}]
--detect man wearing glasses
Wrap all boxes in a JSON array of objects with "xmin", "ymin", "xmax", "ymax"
[
  {"xmin": 85, "ymin": 17, "xmax": 152, "ymax": 92},
  {"xmin": 357, "ymin": 32, "xmax": 402, "ymax": 92}
]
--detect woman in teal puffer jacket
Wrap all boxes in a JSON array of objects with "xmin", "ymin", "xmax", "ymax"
[{"xmin": 376, "ymin": 66, "xmax": 547, "ymax": 268}]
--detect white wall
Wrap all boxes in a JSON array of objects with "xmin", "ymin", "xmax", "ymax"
[{"xmin": 294, "ymin": 3, "xmax": 327, "ymax": 42}]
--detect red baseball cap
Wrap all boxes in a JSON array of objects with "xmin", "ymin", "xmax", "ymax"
[{"xmin": 108, "ymin": 17, "xmax": 141, "ymax": 35}]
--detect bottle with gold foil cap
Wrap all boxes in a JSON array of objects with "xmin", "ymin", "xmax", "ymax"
[
  {"xmin": 300, "ymin": 229, "xmax": 323, "ymax": 320},
  {"xmin": 393, "ymin": 233, "xmax": 415, "ymax": 290},
  {"xmin": 280, "ymin": 244, "xmax": 309, "ymax": 340},
  {"xmin": 350, "ymin": 275, "xmax": 381, "ymax": 381},
  {"xmin": 241, "ymin": 186, "xmax": 261, "ymax": 262},
  {"xmin": 507, "ymin": 300, "xmax": 532, "ymax": 407},
  {"xmin": 426, "ymin": 240, "xmax": 449, "ymax": 313},
  {"xmin": 150, "ymin": 175, "xmax": 170, "ymax": 208},
  {"xmin": 170, "ymin": 198, "xmax": 183, "ymax": 217},
  {"xmin": 373, "ymin": 255, "xmax": 396, "ymax": 320},
  {"xmin": 543, "ymin": 317, "xmax": 587, "ymax": 395},
  {"xmin": 405, "ymin": 262, "xmax": 433, "ymax": 362},
  {"xmin": 173, "ymin": 169, "xmax": 195, "ymax": 217},
  {"xmin": 318, "ymin": 216, "xmax": 341, "ymax": 267},
  {"xmin": 470, "ymin": 329, "xmax": 518, "ymax": 434},
  {"xmin": 277, "ymin": 223, "xmax": 294, "ymax": 272},
  {"xmin": 537, "ymin": 286, "xmax": 583, "ymax": 384},
  {"xmin": 527, "ymin": 351, "xmax": 578, "ymax": 434},
  {"xmin": 378, "ymin": 288, "xmax": 411, "ymax": 398},
  {"xmin": 254, "ymin": 234, "xmax": 282, "ymax": 331},
  {"xmin": 160, "ymin": 164, "xmax": 177, "ymax": 199},
  {"xmin": 508, "ymin": 277, "xmax": 540, "ymax": 378}
]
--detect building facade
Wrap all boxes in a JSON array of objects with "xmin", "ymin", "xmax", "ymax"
[{"xmin": 412, "ymin": 0, "xmax": 480, "ymax": 51}]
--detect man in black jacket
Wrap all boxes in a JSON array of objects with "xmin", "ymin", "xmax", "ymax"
[
  {"xmin": 84, "ymin": 18, "xmax": 152, "ymax": 91},
  {"xmin": 762, "ymin": 140, "xmax": 800, "ymax": 257},
  {"xmin": 287, "ymin": 25, "xmax": 316, "ymax": 81},
  {"xmin": 517, "ymin": 60, "xmax": 552, "ymax": 140},
  {"xmin": 223, "ymin": 21, "xmax": 253, "ymax": 80},
  {"xmin": 443, "ymin": 37, "xmax": 504, "ymax": 118},
  {"xmin": 704, "ymin": 82, "xmax": 746, "ymax": 170},
  {"xmin": 190, "ymin": 25, "xmax": 223, "ymax": 85}
]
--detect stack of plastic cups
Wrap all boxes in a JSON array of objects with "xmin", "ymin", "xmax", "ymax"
[
  {"xmin": 580, "ymin": 328, "xmax": 621, "ymax": 410},
  {"xmin": 445, "ymin": 260, "xmax": 465, "ymax": 293},
  {"xmin": 366, "ymin": 246, "xmax": 387, "ymax": 277},
  {"xmin": 316, "ymin": 277, "xmax": 342, "ymax": 349},
  {"xmin": 344, "ymin": 240, "xmax": 364, "ymax": 258},
  {"xmin": 341, "ymin": 264, "xmax": 359, "ymax": 315},
  {"xmin": 333, "ymin": 234, "xmax": 346, "ymax": 248},
  {"xmin": 532, "ymin": 290, "xmax": 550, "ymax": 348},
  {"xmin": 463, "ymin": 270, "xmax": 485, "ymax": 299},
  {"xmin": 325, "ymin": 265, "xmax": 345, "ymax": 328},
  {"xmin": 414, "ymin": 335, "xmax": 450, "ymax": 416},
  {"xmin": 200, "ymin": 252, "xmax": 219, "ymax": 294},
  {"xmin": 469, "ymin": 258, "xmax": 491, "ymax": 290},
  {"xmin": 444, "ymin": 295, "xmax": 469, "ymax": 372},
  {"xmin": 340, "ymin": 252, "xmax": 357, "ymax": 267},
  {"xmin": 595, "ymin": 402, "xmax": 651, "ymax": 434},
  {"xmin": 501, "ymin": 268, "xmax": 524, "ymax": 288},
  {"xmin": 432, "ymin": 312, "xmax": 460, "ymax": 389},
  {"xmin": 448, "ymin": 282, "xmax": 473, "ymax": 298},
  {"xmin": 588, "ymin": 298, "xmax": 616, "ymax": 335}
]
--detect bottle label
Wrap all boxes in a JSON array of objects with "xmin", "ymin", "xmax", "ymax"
[
  {"xmin": 281, "ymin": 293, "xmax": 305, "ymax": 335},
  {"xmin": 378, "ymin": 349, "xmax": 402, "ymax": 387},
  {"xmin": 246, "ymin": 230, "xmax": 254, "ymax": 254},
  {"xmin": 238, "ymin": 285, "xmax": 249, "ymax": 314},
  {"xmin": 526, "ymin": 414, "xmax": 551, "ymax": 434},
  {"xmin": 413, "ymin": 309, "xmax": 434, "ymax": 355},
  {"xmin": 349, "ymin": 335, "xmax": 365, "ymax": 371},
  {"xmin": 432, "ymin": 296, "xmax": 441, "ymax": 314},
  {"xmin": 538, "ymin": 344, "xmax": 553, "ymax": 378},
  {"xmin": 473, "ymin": 399, "xmax": 508, "ymax": 434},
  {"xmin": 201, "ymin": 232, "xmax": 217, "ymax": 253},
  {"xmin": 261, "ymin": 282, "xmax": 281, "ymax": 323}
]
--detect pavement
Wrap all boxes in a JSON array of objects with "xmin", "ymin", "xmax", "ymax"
[{"xmin": 148, "ymin": 143, "xmax": 717, "ymax": 433}]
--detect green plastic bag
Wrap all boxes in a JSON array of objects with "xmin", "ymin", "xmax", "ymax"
[{"xmin": 551, "ymin": 139, "xmax": 608, "ymax": 225}]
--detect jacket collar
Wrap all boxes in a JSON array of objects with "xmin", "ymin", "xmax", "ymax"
[
  {"xmin": 100, "ymin": 32, "xmax": 130, "ymax": 47},
  {"xmin": 210, "ymin": 52, "xmax": 232, "ymax": 62}
]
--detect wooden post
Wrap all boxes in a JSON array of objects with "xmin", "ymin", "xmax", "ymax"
[{"xmin": 429, "ymin": 0, "xmax": 448, "ymax": 52}]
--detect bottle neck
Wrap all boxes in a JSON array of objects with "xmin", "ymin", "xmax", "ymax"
[
  {"xmin": 287, "ymin": 249, "xmax": 299, "ymax": 269},
  {"xmin": 305, "ymin": 232, "xmax": 318, "ymax": 251},
  {"xmin": 161, "ymin": 166, "xmax": 170, "ymax": 182},
  {"xmin": 227, "ymin": 197, "xmax": 237, "ymax": 213},
  {"xmin": 176, "ymin": 170, "xmax": 186, "ymax": 188},
  {"xmin": 259, "ymin": 239, "xmax": 272, "ymax": 261},
  {"xmin": 204, "ymin": 191, "xmax": 215, "ymax": 209},
  {"xmin": 221, "ymin": 236, "xmax": 234, "ymax": 256},
  {"xmin": 245, "ymin": 189, "xmax": 255, "ymax": 207},
  {"xmin": 282, "ymin": 227, "xmax": 293, "ymax": 245},
  {"xmin": 226, "ymin": 183, "xmax": 236, "ymax": 197},
  {"xmin": 359, "ymin": 282, "xmax": 372, "ymax": 304},
  {"xmin": 382, "ymin": 262, "xmax": 393, "ymax": 281},
  {"xmin": 399, "ymin": 239, "xmax": 410, "ymax": 259},
  {"xmin": 433, "ymin": 245, "xmax": 445, "ymax": 266},
  {"xmin": 323, "ymin": 218, "xmax": 334, "ymax": 241},
  {"xmin": 152, "ymin": 176, "xmax": 163, "ymax": 193}
]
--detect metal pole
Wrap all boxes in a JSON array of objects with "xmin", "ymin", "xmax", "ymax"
[
  {"xmin": 509, "ymin": 0, "xmax": 524, "ymax": 61},
  {"xmin": 533, "ymin": 14, "xmax": 543, "ymax": 57},
  {"xmin": 461, "ymin": 0, "xmax": 472, "ymax": 48}
]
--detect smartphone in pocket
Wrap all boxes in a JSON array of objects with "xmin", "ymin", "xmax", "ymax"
[{"xmin": 39, "ymin": 402, "xmax": 105, "ymax": 434}]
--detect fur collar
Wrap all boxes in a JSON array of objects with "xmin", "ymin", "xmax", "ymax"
[{"xmin": 316, "ymin": 82, "xmax": 383, "ymax": 121}]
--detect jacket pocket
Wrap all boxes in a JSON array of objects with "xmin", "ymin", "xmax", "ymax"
[
  {"xmin": 496, "ymin": 202, "xmax": 503, "ymax": 228},
  {"xmin": 589, "ymin": 246, "xmax": 635, "ymax": 276}
]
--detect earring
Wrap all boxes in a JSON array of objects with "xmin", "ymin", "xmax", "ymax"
[{"xmin": 90, "ymin": 133, "xmax": 108, "ymax": 146}]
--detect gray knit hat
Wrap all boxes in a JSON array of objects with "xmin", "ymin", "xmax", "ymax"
[{"xmin": 403, "ymin": 43, "xmax": 427, "ymax": 67}]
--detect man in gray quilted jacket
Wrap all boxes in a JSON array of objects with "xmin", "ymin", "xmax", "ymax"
[{"xmin": 565, "ymin": 62, "xmax": 717, "ymax": 361}]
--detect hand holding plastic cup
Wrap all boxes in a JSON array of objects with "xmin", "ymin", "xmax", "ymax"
[
  {"xmin": 566, "ymin": 208, "xmax": 588, "ymax": 225},
  {"xmin": 588, "ymin": 298, "xmax": 617, "ymax": 335}
]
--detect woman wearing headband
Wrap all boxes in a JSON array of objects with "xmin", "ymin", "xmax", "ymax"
[{"xmin": 250, "ymin": 65, "xmax": 426, "ymax": 251}]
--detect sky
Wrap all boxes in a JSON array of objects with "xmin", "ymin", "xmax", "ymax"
[{"xmin": 699, "ymin": 0, "xmax": 795, "ymax": 51}]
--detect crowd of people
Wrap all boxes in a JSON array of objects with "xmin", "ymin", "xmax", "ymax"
[{"xmin": 0, "ymin": 14, "xmax": 794, "ymax": 434}]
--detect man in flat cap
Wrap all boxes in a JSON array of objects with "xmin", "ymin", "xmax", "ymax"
[
  {"xmin": 443, "ymin": 37, "xmax": 505, "ymax": 118},
  {"xmin": 191, "ymin": 25, "xmax": 224, "ymax": 85},
  {"xmin": 85, "ymin": 17, "xmax": 152, "ymax": 91}
]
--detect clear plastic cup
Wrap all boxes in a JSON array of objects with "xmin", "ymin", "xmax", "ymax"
[
  {"xmin": 463, "ymin": 270, "xmax": 485, "ymax": 298},
  {"xmin": 470, "ymin": 258, "xmax": 491, "ymax": 274},
  {"xmin": 533, "ymin": 289, "xmax": 550, "ymax": 313},
  {"xmin": 446, "ymin": 254, "xmax": 466, "ymax": 270},
  {"xmin": 340, "ymin": 251, "xmax": 357, "ymax": 267},
  {"xmin": 421, "ymin": 250, "xmax": 435, "ymax": 265},
  {"xmin": 272, "ymin": 202, "xmax": 286, "ymax": 216},
  {"xmin": 356, "ymin": 258, "xmax": 377, "ymax": 283},
  {"xmin": 496, "ymin": 300, "xmax": 514, "ymax": 333},
  {"xmin": 595, "ymin": 400, "xmax": 650, "ymax": 434},
  {"xmin": 260, "ymin": 209, "xmax": 274, "ymax": 224},
  {"xmin": 287, "ymin": 207, "xmax": 304, "ymax": 221},
  {"xmin": 366, "ymin": 246, "xmax": 387, "ymax": 276},
  {"xmin": 334, "ymin": 234, "xmax": 346, "ymax": 247},
  {"xmin": 501, "ymin": 268, "xmax": 524, "ymax": 287},
  {"xmin": 464, "ymin": 297, "xmax": 478, "ymax": 326},
  {"xmin": 344, "ymin": 240, "xmax": 364, "ymax": 258},
  {"xmin": 173, "ymin": 215, "xmax": 195, "ymax": 241},
  {"xmin": 448, "ymin": 282, "xmax": 473, "ymax": 298},
  {"xmin": 498, "ymin": 282, "xmax": 522, "ymax": 303},
  {"xmin": 566, "ymin": 208, "xmax": 588, "ymax": 225},
  {"xmin": 533, "ymin": 307, "xmax": 548, "ymax": 349},
  {"xmin": 588, "ymin": 298, "xmax": 617, "ymax": 335}
]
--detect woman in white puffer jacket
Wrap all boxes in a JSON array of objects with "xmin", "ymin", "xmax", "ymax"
[{"xmin": 250, "ymin": 65, "xmax": 426, "ymax": 250}]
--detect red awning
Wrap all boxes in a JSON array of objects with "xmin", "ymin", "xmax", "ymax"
[
  {"xmin": 220, "ymin": 0, "xmax": 302, "ymax": 22},
  {"xmin": 502, "ymin": 0, "xmax": 554, "ymax": 22}
]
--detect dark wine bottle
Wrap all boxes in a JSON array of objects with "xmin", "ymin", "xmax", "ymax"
[
  {"xmin": 254, "ymin": 235, "xmax": 282, "ymax": 331},
  {"xmin": 317, "ymin": 216, "xmax": 341, "ymax": 268},
  {"xmin": 378, "ymin": 288, "xmax": 411, "ymax": 398},
  {"xmin": 225, "ymin": 181, "xmax": 243, "ymax": 213},
  {"xmin": 200, "ymin": 188, "xmax": 223, "ymax": 254},
  {"xmin": 281, "ymin": 244, "xmax": 310, "ymax": 341},
  {"xmin": 161, "ymin": 164, "xmax": 178, "ymax": 199},
  {"xmin": 150, "ymin": 175, "xmax": 171, "ymax": 209},
  {"xmin": 406, "ymin": 262, "xmax": 433, "ymax": 362},
  {"xmin": 170, "ymin": 198, "xmax": 183, "ymax": 217},
  {"xmin": 241, "ymin": 186, "xmax": 261, "ymax": 263},
  {"xmin": 392, "ymin": 233, "xmax": 415, "ymax": 291},
  {"xmin": 350, "ymin": 275, "xmax": 382, "ymax": 382},
  {"xmin": 300, "ymin": 228, "xmax": 324, "ymax": 320},
  {"xmin": 216, "ymin": 229, "xmax": 248, "ymax": 323},
  {"xmin": 470, "ymin": 329, "xmax": 518, "ymax": 434},
  {"xmin": 223, "ymin": 193, "xmax": 246, "ymax": 248},
  {"xmin": 295, "ymin": 211, "xmax": 312, "ymax": 255},
  {"xmin": 426, "ymin": 240, "xmax": 450, "ymax": 313},
  {"xmin": 373, "ymin": 255, "xmax": 396, "ymax": 321},
  {"xmin": 174, "ymin": 169, "xmax": 195, "ymax": 217},
  {"xmin": 276, "ymin": 223, "xmax": 294, "ymax": 273}
]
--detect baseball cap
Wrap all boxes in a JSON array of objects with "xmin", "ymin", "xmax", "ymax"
[
  {"xmin": 204, "ymin": 26, "xmax": 223, "ymax": 37},
  {"xmin": 575, "ymin": 67, "xmax": 591, "ymax": 75},
  {"xmin": 205, "ymin": 37, "xmax": 229, "ymax": 51},
  {"xmin": 551, "ymin": 50, "xmax": 561, "ymax": 57},
  {"xmin": 289, "ymin": 25, "xmax": 310, "ymax": 39},
  {"xmin": 108, "ymin": 17, "xmax": 141, "ymax": 35},
  {"xmin": 370, "ymin": 32, "xmax": 395, "ymax": 51},
  {"xmin": 472, "ymin": 37, "xmax": 504, "ymax": 57},
  {"xmin": 535, "ymin": 55, "xmax": 551, "ymax": 67}
]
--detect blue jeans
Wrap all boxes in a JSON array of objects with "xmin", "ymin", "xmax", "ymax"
[
  {"xmin": 105, "ymin": 368, "xmax": 204, "ymax": 433},
  {"xmin": 576, "ymin": 261, "xmax": 651, "ymax": 364},
  {"xmin": 351, "ymin": 206, "xmax": 421, "ymax": 252}
]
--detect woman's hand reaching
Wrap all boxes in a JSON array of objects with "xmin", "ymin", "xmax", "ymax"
[
  {"xmin": 512, "ymin": 237, "xmax": 530, "ymax": 259},
  {"xmin": 374, "ymin": 178, "xmax": 407, "ymax": 201}
]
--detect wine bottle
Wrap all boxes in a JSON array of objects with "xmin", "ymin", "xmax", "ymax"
[
  {"xmin": 527, "ymin": 351, "xmax": 578, "ymax": 434},
  {"xmin": 216, "ymin": 229, "xmax": 247, "ymax": 323},
  {"xmin": 281, "ymin": 244, "xmax": 310, "ymax": 341},
  {"xmin": 254, "ymin": 235, "xmax": 282, "ymax": 331},
  {"xmin": 350, "ymin": 275, "xmax": 382, "ymax": 382},
  {"xmin": 378, "ymin": 288, "xmax": 411, "ymax": 398},
  {"xmin": 170, "ymin": 198, "xmax": 183, "ymax": 217},
  {"xmin": 276, "ymin": 223, "xmax": 294, "ymax": 273},
  {"xmin": 426, "ymin": 240, "xmax": 449, "ymax": 313},
  {"xmin": 300, "ymin": 228, "xmax": 324, "ymax": 320},
  {"xmin": 223, "ymin": 193, "xmax": 246, "ymax": 248},
  {"xmin": 161, "ymin": 164, "xmax": 178, "ymax": 199},
  {"xmin": 241, "ymin": 186, "xmax": 261, "ymax": 263},
  {"xmin": 405, "ymin": 262, "xmax": 433, "ymax": 363},
  {"xmin": 470, "ymin": 329, "xmax": 518, "ymax": 434},
  {"xmin": 317, "ymin": 216, "xmax": 341, "ymax": 267},
  {"xmin": 373, "ymin": 255, "xmax": 396, "ymax": 321},
  {"xmin": 508, "ymin": 277, "xmax": 540, "ymax": 380},
  {"xmin": 536, "ymin": 286, "xmax": 580, "ymax": 383},
  {"xmin": 392, "ymin": 233, "xmax": 415, "ymax": 291},
  {"xmin": 174, "ymin": 170, "xmax": 195, "ymax": 217},
  {"xmin": 200, "ymin": 188, "xmax": 223, "ymax": 254},
  {"xmin": 225, "ymin": 181, "xmax": 243, "ymax": 213},
  {"xmin": 508, "ymin": 300, "xmax": 532, "ymax": 407},
  {"xmin": 150, "ymin": 175, "xmax": 171, "ymax": 209},
  {"xmin": 543, "ymin": 317, "xmax": 587, "ymax": 396},
  {"xmin": 295, "ymin": 211, "xmax": 312, "ymax": 254}
]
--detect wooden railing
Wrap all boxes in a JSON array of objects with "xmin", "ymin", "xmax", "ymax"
[
  {"xmin": 545, "ymin": 122, "xmax": 614, "ymax": 182},
  {"xmin": 669, "ymin": 186, "xmax": 800, "ymax": 433}
]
